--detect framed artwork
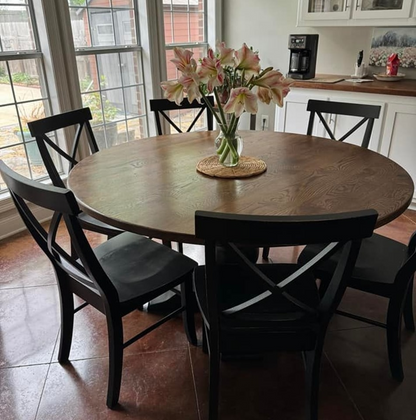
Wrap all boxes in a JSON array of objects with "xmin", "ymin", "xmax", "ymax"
[{"xmin": 369, "ymin": 27, "xmax": 416, "ymax": 68}]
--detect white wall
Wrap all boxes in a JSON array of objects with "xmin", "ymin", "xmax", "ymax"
[{"xmin": 222, "ymin": 0, "xmax": 416, "ymax": 129}]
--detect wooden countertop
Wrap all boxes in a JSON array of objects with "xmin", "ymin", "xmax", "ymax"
[{"xmin": 291, "ymin": 74, "xmax": 416, "ymax": 97}]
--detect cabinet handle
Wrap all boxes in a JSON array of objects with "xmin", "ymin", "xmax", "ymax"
[
  {"xmin": 345, "ymin": 0, "xmax": 350, "ymax": 10},
  {"xmin": 330, "ymin": 114, "xmax": 336, "ymax": 125},
  {"xmin": 355, "ymin": 2, "xmax": 360, "ymax": 10}
]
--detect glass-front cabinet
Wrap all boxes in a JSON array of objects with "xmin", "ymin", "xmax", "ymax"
[
  {"xmin": 354, "ymin": 0, "xmax": 413, "ymax": 19},
  {"xmin": 300, "ymin": 0, "xmax": 352, "ymax": 21},
  {"xmin": 299, "ymin": 0, "xmax": 415, "ymax": 23}
]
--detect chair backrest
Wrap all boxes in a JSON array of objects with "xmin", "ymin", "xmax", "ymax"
[
  {"xmin": 150, "ymin": 97, "xmax": 214, "ymax": 135},
  {"xmin": 195, "ymin": 210, "xmax": 377, "ymax": 331},
  {"xmin": 0, "ymin": 160, "xmax": 118, "ymax": 309},
  {"xmin": 397, "ymin": 230, "xmax": 416, "ymax": 292},
  {"xmin": 306, "ymin": 99, "xmax": 381, "ymax": 149},
  {"xmin": 28, "ymin": 107, "xmax": 99, "ymax": 188}
]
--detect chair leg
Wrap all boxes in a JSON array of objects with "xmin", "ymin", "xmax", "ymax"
[
  {"xmin": 386, "ymin": 299, "xmax": 404, "ymax": 382},
  {"xmin": 181, "ymin": 276, "xmax": 197, "ymax": 346},
  {"xmin": 304, "ymin": 341, "xmax": 324, "ymax": 420},
  {"xmin": 208, "ymin": 332, "xmax": 220, "ymax": 420},
  {"xmin": 106, "ymin": 314, "xmax": 124, "ymax": 409},
  {"xmin": 262, "ymin": 247, "xmax": 270, "ymax": 260},
  {"xmin": 403, "ymin": 279, "xmax": 415, "ymax": 331},
  {"xmin": 57, "ymin": 283, "xmax": 74, "ymax": 363}
]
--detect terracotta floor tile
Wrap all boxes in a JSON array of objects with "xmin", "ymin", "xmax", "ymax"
[
  {"xmin": 375, "ymin": 213, "xmax": 415, "ymax": 244},
  {"xmin": 0, "ymin": 285, "xmax": 60, "ymax": 368},
  {"xmin": 325, "ymin": 327, "xmax": 416, "ymax": 420},
  {"xmin": 51, "ymin": 302, "xmax": 191, "ymax": 362},
  {"xmin": 404, "ymin": 209, "xmax": 416, "ymax": 225},
  {"xmin": 37, "ymin": 349, "xmax": 198, "ymax": 420},
  {"xmin": 0, "ymin": 364, "xmax": 49, "ymax": 420},
  {"xmin": 189, "ymin": 347, "xmax": 362, "ymax": 420}
]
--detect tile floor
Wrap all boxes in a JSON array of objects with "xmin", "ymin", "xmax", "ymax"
[{"xmin": 1, "ymin": 210, "xmax": 416, "ymax": 420}]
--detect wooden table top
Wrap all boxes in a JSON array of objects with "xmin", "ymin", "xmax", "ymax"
[{"xmin": 68, "ymin": 131, "xmax": 414, "ymax": 244}]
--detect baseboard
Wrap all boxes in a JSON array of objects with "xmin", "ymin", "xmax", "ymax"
[{"xmin": 0, "ymin": 206, "xmax": 52, "ymax": 241}]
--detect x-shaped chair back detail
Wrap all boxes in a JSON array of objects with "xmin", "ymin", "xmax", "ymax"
[
  {"xmin": 28, "ymin": 107, "xmax": 98, "ymax": 188},
  {"xmin": 150, "ymin": 97, "xmax": 214, "ymax": 135},
  {"xmin": 306, "ymin": 99, "xmax": 381, "ymax": 149}
]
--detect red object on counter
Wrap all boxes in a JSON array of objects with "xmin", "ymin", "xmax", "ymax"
[{"xmin": 386, "ymin": 53, "xmax": 400, "ymax": 76}]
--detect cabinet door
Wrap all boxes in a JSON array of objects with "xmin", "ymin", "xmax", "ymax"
[
  {"xmin": 352, "ymin": 0, "xmax": 413, "ymax": 19},
  {"xmin": 299, "ymin": 0, "xmax": 352, "ymax": 21},
  {"xmin": 275, "ymin": 92, "xmax": 327, "ymax": 136},
  {"xmin": 380, "ymin": 103, "xmax": 416, "ymax": 203}
]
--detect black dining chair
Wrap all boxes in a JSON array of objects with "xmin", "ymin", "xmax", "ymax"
[
  {"xmin": 306, "ymin": 99, "xmax": 381, "ymax": 149},
  {"xmin": 262, "ymin": 99, "xmax": 382, "ymax": 261},
  {"xmin": 193, "ymin": 209, "xmax": 378, "ymax": 420},
  {"xmin": 0, "ymin": 160, "xmax": 198, "ymax": 409},
  {"xmin": 298, "ymin": 228, "xmax": 416, "ymax": 382},
  {"xmin": 27, "ymin": 107, "xmax": 122, "ymax": 242},
  {"xmin": 149, "ymin": 96, "xmax": 214, "ymax": 135}
]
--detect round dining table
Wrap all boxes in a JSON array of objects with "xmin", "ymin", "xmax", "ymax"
[{"xmin": 67, "ymin": 130, "xmax": 414, "ymax": 245}]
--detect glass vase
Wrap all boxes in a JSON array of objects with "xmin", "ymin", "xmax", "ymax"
[{"xmin": 214, "ymin": 130, "xmax": 243, "ymax": 167}]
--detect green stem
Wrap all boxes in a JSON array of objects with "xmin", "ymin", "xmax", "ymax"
[
  {"xmin": 199, "ymin": 87, "xmax": 223, "ymax": 127},
  {"xmin": 213, "ymin": 87, "xmax": 228, "ymax": 129}
]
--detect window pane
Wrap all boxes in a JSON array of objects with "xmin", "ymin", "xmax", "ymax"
[
  {"xmin": 0, "ymin": 143, "xmax": 30, "ymax": 181},
  {"xmin": 70, "ymin": 8, "xmax": 91, "ymax": 48},
  {"xmin": 104, "ymin": 88, "xmax": 124, "ymax": 121},
  {"xmin": 0, "ymin": 5, "xmax": 35, "ymax": 52},
  {"xmin": 77, "ymin": 55, "xmax": 99, "ymax": 92},
  {"xmin": 127, "ymin": 117, "xmax": 147, "ymax": 140},
  {"xmin": 189, "ymin": 12, "xmax": 204, "ymax": 43},
  {"xmin": 124, "ymin": 85, "xmax": 146, "ymax": 117},
  {"xmin": 0, "ymin": 105, "xmax": 20, "ymax": 147},
  {"xmin": 8, "ymin": 59, "xmax": 45, "ymax": 103},
  {"xmin": 0, "ymin": 63, "xmax": 13, "ymax": 105},
  {"xmin": 67, "ymin": 0, "xmax": 86, "ymax": 6},
  {"xmin": 112, "ymin": 0, "xmax": 134, "ymax": 8},
  {"xmin": 121, "ymin": 51, "xmax": 142, "ymax": 86},
  {"xmin": 172, "ymin": 12, "xmax": 189, "ymax": 43},
  {"xmin": 113, "ymin": 9, "xmax": 136, "ymax": 45},
  {"xmin": 97, "ymin": 53, "xmax": 122, "ymax": 89},
  {"xmin": 89, "ymin": 8, "xmax": 114, "ymax": 47}
]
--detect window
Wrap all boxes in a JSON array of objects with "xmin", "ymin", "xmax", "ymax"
[
  {"xmin": 68, "ymin": 0, "xmax": 148, "ymax": 148},
  {"xmin": 163, "ymin": 0, "xmax": 208, "ymax": 132},
  {"xmin": 0, "ymin": 0, "xmax": 55, "ymax": 191}
]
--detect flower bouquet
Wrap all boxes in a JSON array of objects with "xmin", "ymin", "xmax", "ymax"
[{"xmin": 161, "ymin": 42, "xmax": 293, "ymax": 167}]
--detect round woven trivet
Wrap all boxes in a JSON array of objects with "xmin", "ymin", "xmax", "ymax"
[{"xmin": 196, "ymin": 155, "xmax": 267, "ymax": 179}]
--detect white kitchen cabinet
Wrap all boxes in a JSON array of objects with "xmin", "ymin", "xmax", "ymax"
[
  {"xmin": 275, "ymin": 88, "xmax": 415, "ymax": 208},
  {"xmin": 380, "ymin": 103, "xmax": 416, "ymax": 204},
  {"xmin": 298, "ymin": 0, "xmax": 416, "ymax": 26}
]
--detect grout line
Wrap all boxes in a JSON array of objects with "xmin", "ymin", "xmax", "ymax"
[
  {"xmin": 324, "ymin": 351, "xmax": 366, "ymax": 420},
  {"xmin": 0, "ymin": 284, "xmax": 57, "ymax": 292},
  {"xmin": 188, "ymin": 343, "xmax": 202, "ymax": 420},
  {"xmin": 34, "ymin": 358, "xmax": 53, "ymax": 420},
  {"xmin": 403, "ymin": 213, "xmax": 416, "ymax": 226}
]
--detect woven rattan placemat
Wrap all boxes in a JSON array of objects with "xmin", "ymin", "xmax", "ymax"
[{"xmin": 196, "ymin": 155, "xmax": 267, "ymax": 179}]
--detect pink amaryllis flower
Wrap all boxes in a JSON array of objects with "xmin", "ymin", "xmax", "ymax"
[
  {"xmin": 160, "ymin": 80, "xmax": 184, "ymax": 106},
  {"xmin": 197, "ymin": 48, "xmax": 224, "ymax": 92},
  {"xmin": 171, "ymin": 47, "xmax": 197, "ymax": 74},
  {"xmin": 223, "ymin": 87, "xmax": 258, "ymax": 118},
  {"xmin": 256, "ymin": 72, "xmax": 293, "ymax": 107},
  {"xmin": 235, "ymin": 43, "xmax": 260, "ymax": 76},
  {"xmin": 216, "ymin": 42, "xmax": 235, "ymax": 66},
  {"xmin": 179, "ymin": 74, "xmax": 201, "ymax": 104}
]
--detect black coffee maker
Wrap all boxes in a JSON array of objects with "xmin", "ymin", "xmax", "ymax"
[{"xmin": 288, "ymin": 34, "xmax": 319, "ymax": 80}]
